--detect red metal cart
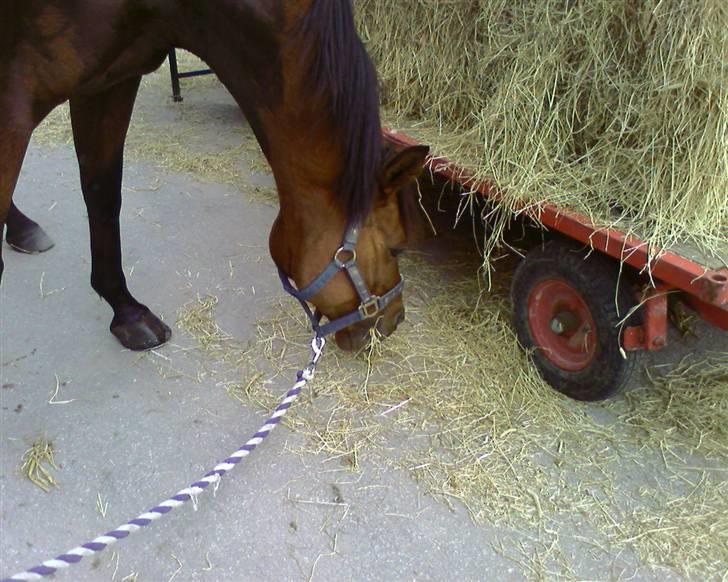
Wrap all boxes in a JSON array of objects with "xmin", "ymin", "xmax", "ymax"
[{"xmin": 384, "ymin": 129, "xmax": 728, "ymax": 401}]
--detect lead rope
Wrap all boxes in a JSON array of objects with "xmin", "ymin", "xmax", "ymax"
[{"xmin": 2, "ymin": 336, "xmax": 326, "ymax": 582}]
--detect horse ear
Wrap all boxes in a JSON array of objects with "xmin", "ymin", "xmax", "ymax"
[
  {"xmin": 396, "ymin": 183, "xmax": 432, "ymax": 245},
  {"xmin": 381, "ymin": 145, "xmax": 430, "ymax": 193}
]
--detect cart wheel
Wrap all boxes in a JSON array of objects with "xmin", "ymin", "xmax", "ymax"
[{"xmin": 511, "ymin": 240, "xmax": 642, "ymax": 401}]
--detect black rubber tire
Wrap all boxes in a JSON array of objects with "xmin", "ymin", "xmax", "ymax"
[{"xmin": 511, "ymin": 240, "xmax": 642, "ymax": 401}]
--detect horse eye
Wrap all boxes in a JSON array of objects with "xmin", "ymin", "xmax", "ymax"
[{"xmin": 390, "ymin": 248, "xmax": 404, "ymax": 258}]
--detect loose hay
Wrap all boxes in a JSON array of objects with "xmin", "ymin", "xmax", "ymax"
[
  {"xmin": 176, "ymin": 294, "xmax": 231, "ymax": 350},
  {"xmin": 616, "ymin": 353, "xmax": 728, "ymax": 461},
  {"xmin": 178, "ymin": 251, "xmax": 728, "ymax": 579},
  {"xmin": 356, "ymin": 0, "xmax": 728, "ymax": 262},
  {"xmin": 20, "ymin": 438, "xmax": 59, "ymax": 492}
]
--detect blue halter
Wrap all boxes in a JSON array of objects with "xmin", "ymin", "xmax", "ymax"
[{"xmin": 278, "ymin": 222, "xmax": 404, "ymax": 338}]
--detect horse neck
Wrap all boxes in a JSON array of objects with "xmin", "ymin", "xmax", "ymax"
[{"xmin": 172, "ymin": 1, "xmax": 344, "ymax": 219}]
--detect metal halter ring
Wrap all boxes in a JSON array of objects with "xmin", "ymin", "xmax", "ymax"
[{"xmin": 334, "ymin": 247, "xmax": 356, "ymax": 267}]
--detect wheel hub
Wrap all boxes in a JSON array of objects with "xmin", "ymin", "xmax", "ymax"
[
  {"xmin": 527, "ymin": 279, "xmax": 597, "ymax": 371},
  {"xmin": 549, "ymin": 310, "xmax": 581, "ymax": 335}
]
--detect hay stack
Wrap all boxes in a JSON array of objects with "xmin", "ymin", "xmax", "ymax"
[{"xmin": 356, "ymin": 0, "xmax": 728, "ymax": 259}]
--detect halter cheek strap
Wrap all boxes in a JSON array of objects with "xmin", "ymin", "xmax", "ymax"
[{"xmin": 277, "ymin": 222, "xmax": 405, "ymax": 338}]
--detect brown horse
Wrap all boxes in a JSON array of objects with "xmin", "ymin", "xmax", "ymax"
[{"xmin": 0, "ymin": 0, "xmax": 428, "ymax": 351}]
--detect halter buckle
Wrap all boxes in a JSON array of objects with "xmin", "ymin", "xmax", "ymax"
[{"xmin": 358, "ymin": 297, "xmax": 380, "ymax": 319}]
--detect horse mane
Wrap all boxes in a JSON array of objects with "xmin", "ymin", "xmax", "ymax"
[{"xmin": 296, "ymin": 0, "xmax": 382, "ymax": 224}]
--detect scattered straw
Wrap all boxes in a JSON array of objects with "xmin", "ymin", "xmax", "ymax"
[
  {"xmin": 48, "ymin": 374, "xmax": 75, "ymax": 405},
  {"xmin": 39, "ymin": 272, "xmax": 64, "ymax": 299},
  {"xmin": 20, "ymin": 438, "xmax": 59, "ymax": 492},
  {"xmin": 177, "ymin": 248, "xmax": 728, "ymax": 579},
  {"xmin": 308, "ymin": 532, "xmax": 339, "ymax": 582},
  {"xmin": 167, "ymin": 554, "xmax": 183, "ymax": 582},
  {"xmin": 611, "ymin": 353, "xmax": 728, "ymax": 462},
  {"xmin": 176, "ymin": 295, "xmax": 231, "ymax": 349},
  {"xmin": 110, "ymin": 551, "xmax": 120, "ymax": 581},
  {"xmin": 616, "ymin": 476, "xmax": 727, "ymax": 576},
  {"xmin": 96, "ymin": 492, "xmax": 109, "ymax": 518}
]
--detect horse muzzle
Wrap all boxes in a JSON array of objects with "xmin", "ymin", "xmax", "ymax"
[
  {"xmin": 278, "ymin": 221, "xmax": 406, "ymax": 344},
  {"xmin": 334, "ymin": 300, "xmax": 405, "ymax": 351}
]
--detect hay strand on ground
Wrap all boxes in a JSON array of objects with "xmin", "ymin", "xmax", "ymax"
[{"xmin": 20, "ymin": 438, "xmax": 59, "ymax": 492}]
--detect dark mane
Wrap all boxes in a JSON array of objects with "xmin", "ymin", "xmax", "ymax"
[{"xmin": 296, "ymin": 0, "xmax": 382, "ymax": 223}]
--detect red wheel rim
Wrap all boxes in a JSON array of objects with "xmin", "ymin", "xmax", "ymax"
[{"xmin": 526, "ymin": 278, "xmax": 597, "ymax": 372}]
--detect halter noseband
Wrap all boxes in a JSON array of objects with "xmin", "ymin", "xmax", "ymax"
[{"xmin": 278, "ymin": 222, "xmax": 404, "ymax": 338}]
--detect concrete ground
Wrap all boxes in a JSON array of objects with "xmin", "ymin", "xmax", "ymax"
[{"xmin": 1, "ymin": 76, "xmax": 726, "ymax": 581}]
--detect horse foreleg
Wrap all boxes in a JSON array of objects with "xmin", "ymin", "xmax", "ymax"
[
  {"xmin": 0, "ymin": 125, "xmax": 31, "ymax": 282},
  {"xmin": 6, "ymin": 201, "xmax": 55, "ymax": 254},
  {"xmin": 70, "ymin": 76, "xmax": 171, "ymax": 350}
]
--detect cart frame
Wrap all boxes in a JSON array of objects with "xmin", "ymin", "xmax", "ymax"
[{"xmin": 383, "ymin": 129, "xmax": 728, "ymax": 352}]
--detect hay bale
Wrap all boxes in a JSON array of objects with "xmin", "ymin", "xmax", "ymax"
[{"xmin": 356, "ymin": 0, "xmax": 728, "ymax": 259}]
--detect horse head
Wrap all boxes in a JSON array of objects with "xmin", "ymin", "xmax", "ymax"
[{"xmin": 270, "ymin": 144, "xmax": 429, "ymax": 351}]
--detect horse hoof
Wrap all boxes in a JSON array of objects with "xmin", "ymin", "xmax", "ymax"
[
  {"xmin": 111, "ymin": 309, "xmax": 172, "ymax": 351},
  {"xmin": 6, "ymin": 225, "xmax": 55, "ymax": 254}
]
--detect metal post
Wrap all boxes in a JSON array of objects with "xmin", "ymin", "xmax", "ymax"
[{"xmin": 168, "ymin": 49, "xmax": 183, "ymax": 102}]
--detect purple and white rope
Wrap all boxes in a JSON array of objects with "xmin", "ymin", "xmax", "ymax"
[{"xmin": 2, "ymin": 336, "xmax": 326, "ymax": 582}]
